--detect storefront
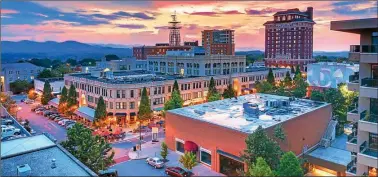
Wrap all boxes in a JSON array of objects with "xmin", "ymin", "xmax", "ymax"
[
  {"xmin": 218, "ymin": 151, "xmax": 244, "ymax": 176},
  {"xmin": 74, "ymin": 106, "xmax": 95, "ymax": 125},
  {"xmin": 115, "ymin": 113, "xmax": 127, "ymax": 126}
]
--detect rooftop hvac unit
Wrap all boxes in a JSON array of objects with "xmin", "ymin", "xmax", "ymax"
[
  {"xmin": 194, "ymin": 109, "xmax": 206, "ymax": 116},
  {"xmin": 17, "ymin": 164, "xmax": 31, "ymax": 176},
  {"xmin": 243, "ymin": 102, "xmax": 259, "ymax": 120}
]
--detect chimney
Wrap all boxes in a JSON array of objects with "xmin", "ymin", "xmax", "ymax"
[
  {"xmin": 307, "ymin": 7, "xmax": 313, "ymax": 20},
  {"xmin": 17, "ymin": 164, "xmax": 31, "ymax": 176},
  {"xmin": 51, "ymin": 159, "xmax": 56, "ymax": 169}
]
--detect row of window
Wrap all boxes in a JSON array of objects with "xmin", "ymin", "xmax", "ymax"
[{"xmin": 7, "ymin": 70, "xmax": 40, "ymax": 75}]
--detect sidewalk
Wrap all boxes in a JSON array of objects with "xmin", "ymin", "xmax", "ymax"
[{"xmin": 128, "ymin": 138, "xmax": 164, "ymax": 159}]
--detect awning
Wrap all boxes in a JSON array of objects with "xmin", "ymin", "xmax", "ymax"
[
  {"xmin": 307, "ymin": 146, "xmax": 351, "ymax": 172},
  {"xmin": 217, "ymin": 149, "xmax": 243, "ymax": 162},
  {"xmin": 107, "ymin": 112, "xmax": 113, "ymax": 116},
  {"xmin": 130, "ymin": 112, "xmax": 136, "ymax": 116},
  {"xmin": 153, "ymin": 107, "xmax": 164, "ymax": 111},
  {"xmin": 74, "ymin": 106, "xmax": 95, "ymax": 122},
  {"xmin": 48, "ymin": 98, "xmax": 59, "ymax": 108},
  {"xmin": 184, "ymin": 141, "xmax": 198, "ymax": 152},
  {"xmin": 115, "ymin": 113, "xmax": 127, "ymax": 116}
]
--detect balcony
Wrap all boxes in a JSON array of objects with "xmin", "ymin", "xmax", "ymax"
[
  {"xmin": 348, "ymin": 74, "xmax": 360, "ymax": 91},
  {"xmin": 346, "ymin": 157, "xmax": 357, "ymax": 176},
  {"xmin": 360, "ymin": 78, "xmax": 378, "ymax": 99},
  {"xmin": 349, "ymin": 45, "xmax": 378, "ymax": 63},
  {"xmin": 359, "ymin": 110, "xmax": 378, "ymax": 134},
  {"xmin": 358, "ymin": 141, "xmax": 378, "ymax": 168},
  {"xmin": 347, "ymin": 133, "xmax": 358, "ymax": 153},
  {"xmin": 347, "ymin": 105, "xmax": 359, "ymax": 122}
]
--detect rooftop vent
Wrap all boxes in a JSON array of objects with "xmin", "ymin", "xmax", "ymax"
[
  {"xmin": 51, "ymin": 159, "xmax": 56, "ymax": 169},
  {"xmin": 17, "ymin": 164, "xmax": 31, "ymax": 176},
  {"xmin": 194, "ymin": 109, "xmax": 206, "ymax": 116},
  {"xmin": 265, "ymin": 99, "xmax": 290, "ymax": 108},
  {"xmin": 243, "ymin": 102, "xmax": 259, "ymax": 120}
]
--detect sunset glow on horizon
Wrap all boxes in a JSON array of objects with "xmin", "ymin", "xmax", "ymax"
[{"xmin": 1, "ymin": 1, "xmax": 376, "ymax": 51}]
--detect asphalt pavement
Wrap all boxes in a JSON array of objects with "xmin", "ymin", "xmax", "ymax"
[{"xmin": 16, "ymin": 101, "xmax": 68, "ymax": 142}]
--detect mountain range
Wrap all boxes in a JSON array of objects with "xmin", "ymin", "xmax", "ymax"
[
  {"xmin": 1, "ymin": 40, "xmax": 348, "ymax": 63},
  {"xmin": 1, "ymin": 40, "xmax": 132, "ymax": 63}
]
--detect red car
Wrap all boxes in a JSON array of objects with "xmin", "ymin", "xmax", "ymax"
[{"xmin": 165, "ymin": 167, "xmax": 191, "ymax": 177}]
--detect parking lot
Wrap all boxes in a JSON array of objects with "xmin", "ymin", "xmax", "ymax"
[{"xmin": 16, "ymin": 102, "xmax": 68, "ymax": 142}]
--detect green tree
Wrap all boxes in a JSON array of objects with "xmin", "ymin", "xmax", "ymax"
[
  {"xmin": 255, "ymin": 81, "xmax": 274, "ymax": 94},
  {"xmin": 247, "ymin": 157, "xmax": 274, "ymax": 177},
  {"xmin": 58, "ymin": 86, "xmax": 68, "ymax": 113},
  {"xmin": 242, "ymin": 126, "xmax": 282, "ymax": 170},
  {"xmin": 179, "ymin": 152, "xmax": 198, "ymax": 172},
  {"xmin": 274, "ymin": 124, "xmax": 286, "ymax": 141},
  {"xmin": 172, "ymin": 80, "xmax": 180, "ymax": 94},
  {"xmin": 67, "ymin": 84, "xmax": 77, "ymax": 108},
  {"xmin": 323, "ymin": 85, "xmax": 349, "ymax": 135},
  {"xmin": 9, "ymin": 80, "xmax": 30, "ymax": 94},
  {"xmin": 310, "ymin": 90, "xmax": 324, "ymax": 101},
  {"xmin": 223, "ymin": 82, "xmax": 235, "ymax": 99},
  {"xmin": 284, "ymin": 71, "xmax": 292, "ymax": 88},
  {"xmin": 94, "ymin": 96, "xmax": 107, "ymax": 124},
  {"xmin": 267, "ymin": 68, "xmax": 275, "ymax": 85},
  {"xmin": 41, "ymin": 81, "xmax": 52, "ymax": 105},
  {"xmin": 105, "ymin": 54, "xmax": 120, "ymax": 61},
  {"xmin": 61, "ymin": 124, "xmax": 114, "ymax": 173},
  {"xmin": 292, "ymin": 76, "xmax": 308, "ymax": 98},
  {"xmin": 275, "ymin": 82, "xmax": 291, "ymax": 97},
  {"xmin": 295, "ymin": 65, "xmax": 301, "ymax": 78},
  {"xmin": 54, "ymin": 64, "xmax": 72, "ymax": 76},
  {"xmin": 208, "ymin": 92, "xmax": 221, "ymax": 102},
  {"xmin": 37, "ymin": 69, "xmax": 58, "ymax": 78},
  {"xmin": 164, "ymin": 90, "xmax": 184, "ymax": 112},
  {"xmin": 291, "ymin": 66, "xmax": 295, "ymax": 74},
  {"xmin": 160, "ymin": 142, "xmax": 169, "ymax": 161},
  {"xmin": 277, "ymin": 152, "xmax": 303, "ymax": 177},
  {"xmin": 66, "ymin": 58, "xmax": 78, "ymax": 66},
  {"xmin": 207, "ymin": 77, "xmax": 218, "ymax": 100},
  {"xmin": 138, "ymin": 87, "xmax": 152, "ymax": 123},
  {"xmin": 79, "ymin": 58, "xmax": 97, "ymax": 66}
]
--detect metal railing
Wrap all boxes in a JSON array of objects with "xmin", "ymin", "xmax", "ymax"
[
  {"xmin": 346, "ymin": 157, "xmax": 357, "ymax": 174},
  {"xmin": 360, "ymin": 141, "xmax": 367, "ymax": 153},
  {"xmin": 360, "ymin": 110, "xmax": 378, "ymax": 123},
  {"xmin": 348, "ymin": 105, "xmax": 359, "ymax": 114},
  {"xmin": 347, "ymin": 133, "xmax": 357, "ymax": 144},
  {"xmin": 350, "ymin": 45, "xmax": 378, "ymax": 53},
  {"xmin": 349, "ymin": 73, "xmax": 359, "ymax": 83},
  {"xmin": 361, "ymin": 78, "xmax": 378, "ymax": 88}
]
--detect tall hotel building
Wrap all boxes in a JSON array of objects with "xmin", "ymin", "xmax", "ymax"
[
  {"xmin": 264, "ymin": 7, "xmax": 315, "ymax": 71},
  {"xmin": 202, "ymin": 29, "xmax": 235, "ymax": 55},
  {"xmin": 331, "ymin": 18, "xmax": 377, "ymax": 176}
]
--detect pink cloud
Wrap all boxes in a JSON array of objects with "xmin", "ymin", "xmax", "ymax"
[{"xmin": 1, "ymin": 9, "xmax": 19, "ymax": 14}]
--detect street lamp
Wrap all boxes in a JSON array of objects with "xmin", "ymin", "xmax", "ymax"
[{"xmin": 138, "ymin": 121, "xmax": 142, "ymax": 150}]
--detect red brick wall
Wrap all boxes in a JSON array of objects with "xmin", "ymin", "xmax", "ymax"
[{"xmin": 165, "ymin": 103, "xmax": 332, "ymax": 172}]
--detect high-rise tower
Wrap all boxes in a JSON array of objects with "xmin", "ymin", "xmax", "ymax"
[{"xmin": 168, "ymin": 12, "xmax": 181, "ymax": 46}]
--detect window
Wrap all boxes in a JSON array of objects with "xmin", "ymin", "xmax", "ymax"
[
  {"xmin": 175, "ymin": 139, "xmax": 185, "ymax": 153},
  {"xmin": 168, "ymin": 86, "xmax": 172, "ymax": 93},
  {"xmin": 130, "ymin": 90, "xmax": 134, "ymax": 98},
  {"xmin": 122, "ymin": 102, "xmax": 127, "ymax": 109},
  {"xmin": 122, "ymin": 90, "xmax": 126, "ymax": 98},
  {"xmin": 116, "ymin": 90, "xmax": 121, "ymax": 98},
  {"xmin": 129, "ymin": 102, "xmax": 135, "ymax": 109},
  {"xmin": 116, "ymin": 102, "xmax": 121, "ymax": 109},
  {"xmin": 109, "ymin": 102, "xmax": 113, "ymax": 109}
]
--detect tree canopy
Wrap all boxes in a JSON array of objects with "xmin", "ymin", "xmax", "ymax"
[
  {"xmin": 105, "ymin": 54, "xmax": 120, "ymax": 61},
  {"xmin": 276, "ymin": 152, "xmax": 303, "ymax": 177},
  {"xmin": 179, "ymin": 152, "xmax": 198, "ymax": 172},
  {"xmin": 9, "ymin": 80, "xmax": 32, "ymax": 94},
  {"xmin": 223, "ymin": 82, "xmax": 235, "ymax": 99},
  {"xmin": 292, "ymin": 76, "xmax": 308, "ymax": 98},
  {"xmin": 41, "ymin": 81, "xmax": 52, "ymax": 105},
  {"xmin": 66, "ymin": 58, "xmax": 78, "ymax": 66},
  {"xmin": 61, "ymin": 124, "xmax": 114, "ymax": 173},
  {"xmin": 67, "ymin": 84, "xmax": 77, "ymax": 108},
  {"xmin": 243, "ymin": 126, "xmax": 282, "ymax": 170},
  {"xmin": 138, "ymin": 87, "xmax": 152, "ymax": 122},
  {"xmin": 255, "ymin": 81, "xmax": 274, "ymax": 94},
  {"xmin": 284, "ymin": 71, "xmax": 292, "ymax": 88},
  {"xmin": 164, "ymin": 90, "xmax": 184, "ymax": 112},
  {"xmin": 267, "ymin": 68, "xmax": 275, "ymax": 85},
  {"xmin": 94, "ymin": 96, "xmax": 107, "ymax": 124},
  {"xmin": 247, "ymin": 157, "xmax": 274, "ymax": 177},
  {"xmin": 79, "ymin": 58, "xmax": 97, "ymax": 66},
  {"xmin": 173, "ymin": 80, "xmax": 180, "ymax": 94},
  {"xmin": 37, "ymin": 69, "xmax": 59, "ymax": 78},
  {"xmin": 310, "ymin": 90, "xmax": 324, "ymax": 101},
  {"xmin": 58, "ymin": 86, "xmax": 68, "ymax": 113}
]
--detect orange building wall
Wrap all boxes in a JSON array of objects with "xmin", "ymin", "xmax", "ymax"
[{"xmin": 165, "ymin": 103, "xmax": 332, "ymax": 173}]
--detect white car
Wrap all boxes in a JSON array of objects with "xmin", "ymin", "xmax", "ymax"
[
  {"xmin": 146, "ymin": 157, "xmax": 165, "ymax": 169},
  {"xmin": 1, "ymin": 125, "xmax": 21, "ymax": 138},
  {"xmin": 58, "ymin": 119, "xmax": 69, "ymax": 125}
]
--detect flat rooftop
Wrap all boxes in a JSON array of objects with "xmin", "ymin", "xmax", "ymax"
[
  {"xmin": 35, "ymin": 77, "xmax": 64, "ymax": 82},
  {"xmin": 331, "ymin": 18, "xmax": 378, "ymax": 33},
  {"xmin": 1, "ymin": 135, "xmax": 96, "ymax": 176},
  {"xmin": 168, "ymin": 93, "xmax": 328, "ymax": 134}
]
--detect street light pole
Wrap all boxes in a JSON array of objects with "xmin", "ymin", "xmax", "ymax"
[{"xmin": 139, "ymin": 121, "xmax": 142, "ymax": 150}]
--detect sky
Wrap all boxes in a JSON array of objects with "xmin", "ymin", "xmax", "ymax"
[{"xmin": 1, "ymin": 1, "xmax": 377, "ymax": 51}]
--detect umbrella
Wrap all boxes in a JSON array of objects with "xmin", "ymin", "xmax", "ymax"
[
  {"xmin": 101, "ymin": 129, "xmax": 111, "ymax": 136},
  {"xmin": 92, "ymin": 129, "xmax": 102, "ymax": 136},
  {"xmin": 112, "ymin": 127, "xmax": 122, "ymax": 135}
]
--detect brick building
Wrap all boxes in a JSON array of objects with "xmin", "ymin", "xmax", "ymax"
[
  {"xmin": 132, "ymin": 44, "xmax": 192, "ymax": 60},
  {"xmin": 166, "ymin": 94, "xmax": 333, "ymax": 176},
  {"xmin": 202, "ymin": 29, "xmax": 235, "ymax": 55},
  {"xmin": 264, "ymin": 7, "xmax": 315, "ymax": 71}
]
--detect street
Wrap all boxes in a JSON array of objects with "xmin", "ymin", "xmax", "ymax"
[{"xmin": 16, "ymin": 101, "xmax": 68, "ymax": 142}]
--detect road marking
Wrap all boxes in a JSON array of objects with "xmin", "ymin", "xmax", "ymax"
[{"xmin": 49, "ymin": 122, "xmax": 58, "ymax": 128}]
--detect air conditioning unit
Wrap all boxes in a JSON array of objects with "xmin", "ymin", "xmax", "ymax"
[
  {"xmin": 194, "ymin": 109, "xmax": 206, "ymax": 116},
  {"xmin": 17, "ymin": 164, "xmax": 31, "ymax": 176}
]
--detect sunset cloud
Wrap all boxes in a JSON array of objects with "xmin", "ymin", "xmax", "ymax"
[{"xmin": 1, "ymin": 1, "xmax": 376, "ymax": 51}]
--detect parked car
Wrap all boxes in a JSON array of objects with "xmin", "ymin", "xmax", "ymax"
[
  {"xmin": 1, "ymin": 119, "xmax": 14, "ymax": 125},
  {"xmin": 66, "ymin": 123, "xmax": 75, "ymax": 129},
  {"xmin": 1, "ymin": 125, "xmax": 21, "ymax": 138},
  {"xmin": 146, "ymin": 157, "xmax": 164, "ymax": 169},
  {"xmin": 54, "ymin": 117, "xmax": 63, "ymax": 122},
  {"xmin": 35, "ymin": 109, "xmax": 45, "ymax": 114},
  {"xmin": 25, "ymin": 99, "xmax": 34, "ymax": 104},
  {"xmin": 165, "ymin": 167, "xmax": 191, "ymax": 177},
  {"xmin": 63, "ymin": 120, "xmax": 76, "ymax": 127},
  {"xmin": 43, "ymin": 111, "xmax": 52, "ymax": 117}
]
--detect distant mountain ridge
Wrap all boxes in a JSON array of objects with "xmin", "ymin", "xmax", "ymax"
[{"xmin": 1, "ymin": 40, "xmax": 132, "ymax": 63}]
